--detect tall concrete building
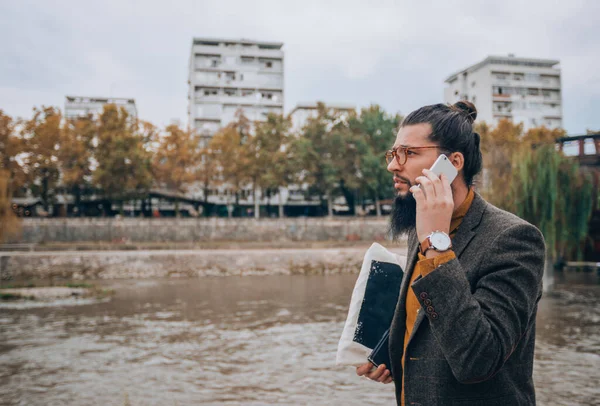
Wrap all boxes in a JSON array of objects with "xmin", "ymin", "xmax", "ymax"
[
  {"xmin": 444, "ymin": 55, "xmax": 562, "ymax": 130},
  {"xmin": 64, "ymin": 96, "xmax": 137, "ymax": 120},
  {"xmin": 188, "ymin": 37, "xmax": 284, "ymax": 140}
]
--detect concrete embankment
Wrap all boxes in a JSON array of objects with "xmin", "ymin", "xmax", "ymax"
[{"xmin": 0, "ymin": 243, "xmax": 408, "ymax": 281}]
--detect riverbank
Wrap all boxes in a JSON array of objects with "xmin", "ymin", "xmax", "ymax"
[{"xmin": 0, "ymin": 241, "xmax": 408, "ymax": 281}]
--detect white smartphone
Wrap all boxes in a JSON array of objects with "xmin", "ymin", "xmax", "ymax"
[{"xmin": 422, "ymin": 154, "xmax": 458, "ymax": 185}]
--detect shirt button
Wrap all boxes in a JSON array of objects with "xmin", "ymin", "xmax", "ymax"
[
  {"xmin": 426, "ymin": 306, "xmax": 435, "ymax": 313},
  {"xmin": 423, "ymin": 299, "xmax": 432, "ymax": 306},
  {"xmin": 419, "ymin": 292, "xmax": 428, "ymax": 300},
  {"xmin": 431, "ymin": 312, "xmax": 439, "ymax": 320}
]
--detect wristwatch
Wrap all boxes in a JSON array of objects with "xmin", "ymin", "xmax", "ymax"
[{"xmin": 420, "ymin": 231, "xmax": 452, "ymax": 255}]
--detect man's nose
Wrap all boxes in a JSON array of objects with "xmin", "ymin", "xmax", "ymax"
[{"xmin": 387, "ymin": 158, "xmax": 401, "ymax": 174}]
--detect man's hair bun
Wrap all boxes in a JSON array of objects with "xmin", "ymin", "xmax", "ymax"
[{"xmin": 452, "ymin": 100, "xmax": 477, "ymax": 124}]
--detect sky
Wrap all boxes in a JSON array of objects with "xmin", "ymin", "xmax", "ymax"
[{"xmin": 1, "ymin": 0, "xmax": 599, "ymax": 134}]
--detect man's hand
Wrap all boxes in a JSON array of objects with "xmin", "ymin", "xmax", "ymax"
[
  {"xmin": 410, "ymin": 169, "xmax": 454, "ymax": 244},
  {"xmin": 356, "ymin": 362, "xmax": 393, "ymax": 384}
]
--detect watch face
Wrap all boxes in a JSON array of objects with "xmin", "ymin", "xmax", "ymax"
[{"xmin": 430, "ymin": 232, "xmax": 451, "ymax": 250}]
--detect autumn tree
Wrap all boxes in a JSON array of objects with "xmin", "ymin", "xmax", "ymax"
[
  {"xmin": 246, "ymin": 113, "xmax": 293, "ymax": 218},
  {"xmin": 476, "ymin": 119, "xmax": 524, "ymax": 210},
  {"xmin": 20, "ymin": 107, "xmax": 62, "ymax": 213},
  {"xmin": 208, "ymin": 111, "xmax": 251, "ymax": 217},
  {"xmin": 153, "ymin": 124, "xmax": 200, "ymax": 216},
  {"xmin": 0, "ymin": 169, "xmax": 21, "ymax": 242},
  {"xmin": 94, "ymin": 104, "xmax": 153, "ymax": 215},
  {"xmin": 0, "ymin": 110, "xmax": 26, "ymax": 198},
  {"xmin": 60, "ymin": 116, "xmax": 96, "ymax": 215}
]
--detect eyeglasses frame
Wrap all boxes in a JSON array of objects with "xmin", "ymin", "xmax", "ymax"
[{"xmin": 385, "ymin": 146, "xmax": 448, "ymax": 166}]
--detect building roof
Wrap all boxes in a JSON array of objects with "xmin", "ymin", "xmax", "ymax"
[
  {"xmin": 445, "ymin": 55, "xmax": 561, "ymax": 83},
  {"xmin": 192, "ymin": 37, "xmax": 283, "ymax": 50},
  {"xmin": 290, "ymin": 102, "xmax": 356, "ymax": 114},
  {"xmin": 65, "ymin": 96, "xmax": 136, "ymax": 104}
]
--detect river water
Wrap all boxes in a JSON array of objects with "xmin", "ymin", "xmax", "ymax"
[{"xmin": 0, "ymin": 272, "xmax": 598, "ymax": 405}]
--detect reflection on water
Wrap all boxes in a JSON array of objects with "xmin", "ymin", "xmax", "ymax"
[{"xmin": 0, "ymin": 273, "xmax": 598, "ymax": 405}]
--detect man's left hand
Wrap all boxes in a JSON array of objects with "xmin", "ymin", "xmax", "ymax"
[{"xmin": 410, "ymin": 169, "xmax": 454, "ymax": 243}]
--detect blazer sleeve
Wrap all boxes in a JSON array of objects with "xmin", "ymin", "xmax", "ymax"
[{"xmin": 410, "ymin": 222, "xmax": 545, "ymax": 384}]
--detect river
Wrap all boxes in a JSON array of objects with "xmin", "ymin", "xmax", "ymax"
[{"xmin": 0, "ymin": 272, "xmax": 598, "ymax": 405}]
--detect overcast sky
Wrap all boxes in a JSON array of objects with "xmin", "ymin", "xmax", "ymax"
[{"xmin": 1, "ymin": 0, "xmax": 599, "ymax": 134}]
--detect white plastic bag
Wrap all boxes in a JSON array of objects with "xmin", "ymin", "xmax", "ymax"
[{"xmin": 336, "ymin": 242, "xmax": 407, "ymax": 366}]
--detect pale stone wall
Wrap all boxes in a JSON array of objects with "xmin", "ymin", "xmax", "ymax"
[
  {"xmin": 0, "ymin": 246, "xmax": 408, "ymax": 281},
  {"xmin": 16, "ymin": 217, "xmax": 391, "ymax": 244}
]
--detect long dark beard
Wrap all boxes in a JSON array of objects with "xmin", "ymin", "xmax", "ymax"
[{"xmin": 389, "ymin": 193, "xmax": 417, "ymax": 240}]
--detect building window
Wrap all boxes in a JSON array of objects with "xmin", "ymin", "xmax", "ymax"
[
  {"xmin": 241, "ymin": 56, "xmax": 254, "ymax": 64},
  {"xmin": 266, "ymin": 61, "xmax": 273, "ymax": 68}
]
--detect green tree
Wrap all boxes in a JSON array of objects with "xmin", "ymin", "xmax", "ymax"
[
  {"xmin": 510, "ymin": 144, "xmax": 594, "ymax": 263},
  {"xmin": 94, "ymin": 104, "xmax": 153, "ymax": 215},
  {"xmin": 293, "ymin": 103, "xmax": 361, "ymax": 216},
  {"xmin": 351, "ymin": 105, "xmax": 401, "ymax": 216},
  {"xmin": 20, "ymin": 106, "xmax": 62, "ymax": 213},
  {"xmin": 153, "ymin": 124, "xmax": 200, "ymax": 217}
]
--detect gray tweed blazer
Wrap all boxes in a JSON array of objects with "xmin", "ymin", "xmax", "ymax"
[{"xmin": 388, "ymin": 192, "xmax": 545, "ymax": 406}]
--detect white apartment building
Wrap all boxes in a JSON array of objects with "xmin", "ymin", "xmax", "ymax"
[
  {"xmin": 188, "ymin": 37, "xmax": 284, "ymax": 140},
  {"xmin": 444, "ymin": 55, "xmax": 562, "ymax": 130},
  {"xmin": 64, "ymin": 96, "xmax": 138, "ymax": 120},
  {"xmin": 290, "ymin": 102, "xmax": 356, "ymax": 132}
]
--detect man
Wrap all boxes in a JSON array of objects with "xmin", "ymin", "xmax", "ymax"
[{"xmin": 356, "ymin": 101, "xmax": 545, "ymax": 406}]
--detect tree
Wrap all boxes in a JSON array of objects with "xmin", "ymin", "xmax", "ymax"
[
  {"xmin": 246, "ymin": 113, "xmax": 292, "ymax": 218},
  {"xmin": 0, "ymin": 169, "xmax": 20, "ymax": 242},
  {"xmin": 509, "ymin": 144, "xmax": 594, "ymax": 263},
  {"xmin": 60, "ymin": 116, "xmax": 95, "ymax": 216},
  {"xmin": 153, "ymin": 124, "xmax": 200, "ymax": 217},
  {"xmin": 293, "ymin": 103, "xmax": 362, "ymax": 216},
  {"xmin": 20, "ymin": 106, "xmax": 62, "ymax": 213},
  {"xmin": 94, "ymin": 104, "xmax": 153, "ymax": 215},
  {"xmin": 351, "ymin": 105, "xmax": 401, "ymax": 216},
  {"xmin": 0, "ymin": 110, "xmax": 26, "ymax": 198},
  {"xmin": 208, "ymin": 111, "xmax": 251, "ymax": 217},
  {"xmin": 476, "ymin": 119, "xmax": 524, "ymax": 211}
]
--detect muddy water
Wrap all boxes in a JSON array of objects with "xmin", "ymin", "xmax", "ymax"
[{"xmin": 0, "ymin": 272, "xmax": 598, "ymax": 405}]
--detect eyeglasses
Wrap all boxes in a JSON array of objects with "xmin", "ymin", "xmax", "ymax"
[{"xmin": 385, "ymin": 146, "xmax": 444, "ymax": 166}]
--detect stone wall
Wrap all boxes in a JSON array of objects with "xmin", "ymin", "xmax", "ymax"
[
  {"xmin": 0, "ymin": 246, "xmax": 409, "ymax": 280},
  {"xmin": 15, "ymin": 217, "xmax": 391, "ymax": 244}
]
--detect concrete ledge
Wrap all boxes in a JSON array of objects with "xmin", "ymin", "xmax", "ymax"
[{"xmin": 0, "ymin": 246, "xmax": 407, "ymax": 280}]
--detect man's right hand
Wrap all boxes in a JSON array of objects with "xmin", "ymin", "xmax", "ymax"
[{"xmin": 356, "ymin": 362, "xmax": 393, "ymax": 384}]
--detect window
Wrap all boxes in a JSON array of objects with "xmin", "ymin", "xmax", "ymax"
[
  {"xmin": 266, "ymin": 61, "xmax": 273, "ymax": 68},
  {"xmin": 241, "ymin": 89, "xmax": 254, "ymax": 97},
  {"xmin": 527, "ymin": 88, "xmax": 539, "ymax": 96},
  {"xmin": 224, "ymin": 89, "xmax": 237, "ymax": 96},
  {"xmin": 225, "ymin": 72, "xmax": 236, "ymax": 81},
  {"xmin": 241, "ymin": 56, "xmax": 254, "ymax": 64}
]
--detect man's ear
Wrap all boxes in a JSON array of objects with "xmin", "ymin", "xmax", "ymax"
[{"xmin": 449, "ymin": 152, "xmax": 464, "ymax": 172}]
